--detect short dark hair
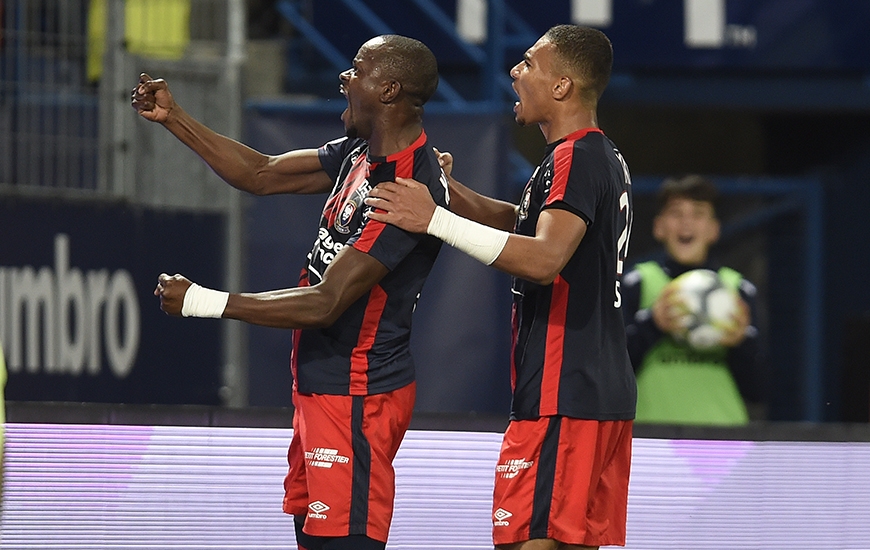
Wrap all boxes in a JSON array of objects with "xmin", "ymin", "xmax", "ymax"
[
  {"xmin": 544, "ymin": 25, "xmax": 612, "ymax": 103},
  {"xmin": 375, "ymin": 35, "xmax": 439, "ymax": 106},
  {"xmin": 656, "ymin": 175, "xmax": 720, "ymax": 214}
]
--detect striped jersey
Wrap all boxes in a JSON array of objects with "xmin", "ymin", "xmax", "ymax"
[
  {"xmin": 292, "ymin": 131, "xmax": 447, "ymax": 395},
  {"xmin": 510, "ymin": 127, "xmax": 637, "ymax": 420}
]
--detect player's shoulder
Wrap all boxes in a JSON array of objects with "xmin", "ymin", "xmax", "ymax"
[
  {"xmin": 411, "ymin": 142, "xmax": 444, "ymax": 180},
  {"xmin": 558, "ymin": 132, "xmax": 615, "ymax": 167},
  {"xmin": 321, "ymin": 136, "xmax": 367, "ymax": 158}
]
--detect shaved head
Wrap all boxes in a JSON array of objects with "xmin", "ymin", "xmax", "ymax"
[{"xmin": 365, "ymin": 35, "xmax": 439, "ymax": 107}]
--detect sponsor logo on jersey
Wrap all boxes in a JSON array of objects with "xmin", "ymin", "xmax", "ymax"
[
  {"xmin": 307, "ymin": 227, "xmax": 347, "ymax": 281},
  {"xmin": 493, "ymin": 507, "xmax": 513, "ymax": 527},
  {"xmin": 305, "ymin": 447, "xmax": 350, "ymax": 468},
  {"xmin": 495, "ymin": 457, "xmax": 534, "ymax": 479},
  {"xmin": 308, "ymin": 500, "xmax": 330, "ymax": 520}
]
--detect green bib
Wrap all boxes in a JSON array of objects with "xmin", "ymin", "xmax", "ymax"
[{"xmin": 633, "ymin": 262, "xmax": 749, "ymax": 426}]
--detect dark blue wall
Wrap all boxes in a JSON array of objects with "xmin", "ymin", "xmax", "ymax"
[{"xmin": 0, "ymin": 199, "xmax": 225, "ymax": 404}]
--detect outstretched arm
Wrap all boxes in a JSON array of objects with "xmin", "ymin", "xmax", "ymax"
[
  {"xmin": 366, "ymin": 178, "xmax": 585, "ymax": 285},
  {"xmin": 155, "ymin": 246, "xmax": 389, "ymax": 329},
  {"xmin": 132, "ymin": 73, "xmax": 333, "ymax": 196}
]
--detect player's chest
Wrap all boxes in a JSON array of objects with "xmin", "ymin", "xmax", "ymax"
[
  {"xmin": 323, "ymin": 157, "xmax": 392, "ymax": 236},
  {"xmin": 515, "ymin": 161, "xmax": 554, "ymax": 234}
]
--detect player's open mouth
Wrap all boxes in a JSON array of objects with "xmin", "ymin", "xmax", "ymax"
[{"xmin": 340, "ymin": 86, "xmax": 350, "ymax": 120}]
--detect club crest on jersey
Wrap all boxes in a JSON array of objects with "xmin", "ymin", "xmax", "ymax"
[
  {"xmin": 518, "ymin": 185, "xmax": 533, "ymax": 222},
  {"xmin": 517, "ymin": 166, "xmax": 539, "ymax": 222},
  {"xmin": 335, "ymin": 200, "xmax": 358, "ymax": 234}
]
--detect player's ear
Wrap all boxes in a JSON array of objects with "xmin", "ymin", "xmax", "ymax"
[
  {"xmin": 381, "ymin": 80, "xmax": 401, "ymax": 103},
  {"xmin": 553, "ymin": 76, "xmax": 573, "ymax": 100}
]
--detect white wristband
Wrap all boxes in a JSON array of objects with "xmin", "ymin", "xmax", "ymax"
[
  {"xmin": 426, "ymin": 206, "xmax": 509, "ymax": 266},
  {"xmin": 181, "ymin": 283, "xmax": 229, "ymax": 318}
]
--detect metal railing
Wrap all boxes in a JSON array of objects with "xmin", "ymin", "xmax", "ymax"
[
  {"xmin": 0, "ymin": 0, "xmax": 244, "ymax": 209},
  {"xmin": 0, "ymin": 0, "xmax": 248, "ymax": 406},
  {"xmin": 0, "ymin": 0, "xmax": 98, "ymax": 191}
]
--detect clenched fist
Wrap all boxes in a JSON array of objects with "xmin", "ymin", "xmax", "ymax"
[
  {"xmin": 131, "ymin": 73, "xmax": 176, "ymax": 123},
  {"xmin": 154, "ymin": 273, "xmax": 192, "ymax": 316}
]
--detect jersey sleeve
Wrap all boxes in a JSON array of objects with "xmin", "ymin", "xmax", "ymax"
[
  {"xmin": 543, "ymin": 141, "xmax": 601, "ymax": 226},
  {"xmin": 351, "ymin": 151, "xmax": 448, "ymax": 271},
  {"xmin": 318, "ymin": 137, "xmax": 366, "ymax": 182}
]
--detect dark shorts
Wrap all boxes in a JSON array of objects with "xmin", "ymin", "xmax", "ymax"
[
  {"xmin": 492, "ymin": 416, "xmax": 633, "ymax": 547},
  {"xmin": 282, "ymin": 382, "xmax": 416, "ymax": 543}
]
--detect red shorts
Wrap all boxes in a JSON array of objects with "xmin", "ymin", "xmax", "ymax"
[
  {"xmin": 282, "ymin": 382, "xmax": 416, "ymax": 543},
  {"xmin": 492, "ymin": 416, "xmax": 633, "ymax": 547}
]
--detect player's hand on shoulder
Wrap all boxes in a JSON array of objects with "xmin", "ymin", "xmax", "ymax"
[
  {"xmin": 365, "ymin": 177, "xmax": 437, "ymax": 234},
  {"xmin": 154, "ymin": 273, "xmax": 193, "ymax": 316},
  {"xmin": 132, "ymin": 73, "xmax": 176, "ymax": 123}
]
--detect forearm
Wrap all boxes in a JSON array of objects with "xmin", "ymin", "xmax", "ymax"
[
  {"xmin": 447, "ymin": 176, "xmax": 517, "ymax": 231},
  {"xmin": 222, "ymin": 287, "xmax": 342, "ymax": 329},
  {"xmin": 218, "ymin": 247, "xmax": 387, "ymax": 329},
  {"xmin": 162, "ymin": 106, "xmax": 328, "ymax": 195},
  {"xmin": 161, "ymin": 105, "xmax": 270, "ymax": 192},
  {"xmin": 489, "ymin": 233, "xmax": 576, "ymax": 285},
  {"xmin": 426, "ymin": 206, "xmax": 583, "ymax": 285}
]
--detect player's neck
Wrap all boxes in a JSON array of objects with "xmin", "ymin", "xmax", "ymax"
[
  {"xmin": 367, "ymin": 119, "xmax": 423, "ymax": 158},
  {"xmin": 540, "ymin": 109, "xmax": 598, "ymax": 144}
]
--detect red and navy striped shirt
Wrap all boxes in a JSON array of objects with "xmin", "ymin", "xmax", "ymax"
[
  {"xmin": 292, "ymin": 131, "xmax": 448, "ymax": 395},
  {"xmin": 510, "ymin": 128, "xmax": 637, "ymax": 420}
]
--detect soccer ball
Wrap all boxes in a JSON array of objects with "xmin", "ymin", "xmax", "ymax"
[{"xmin": 667, "ymin": 269, "xmax": 740, "ymax": 350}]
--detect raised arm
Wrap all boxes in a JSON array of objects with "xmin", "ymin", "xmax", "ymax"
[
  {"xmin": 155, "ymin": 246, "xmax": 389, "ymax": 329},
  {"xmin": 132, "ymin": 73, "xmax": 333, "ymax": 196}
]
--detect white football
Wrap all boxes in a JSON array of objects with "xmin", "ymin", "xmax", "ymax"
[{"xmin": 667, "ymin": 269, "xmax": 740, "ymax": 350}]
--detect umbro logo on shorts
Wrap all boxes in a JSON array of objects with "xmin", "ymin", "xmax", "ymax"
[
  {"xmin": 308, "ymin": 500, "xmax": 330, "ymax": 520},
  {"xmin": 493, "ymin": 508, "xmax": 512, "ymax": 526}
]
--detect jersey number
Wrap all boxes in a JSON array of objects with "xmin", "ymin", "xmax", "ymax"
[{"xmin": 613, "ymin": 148, "xmax": 632, "ymax": 308}]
